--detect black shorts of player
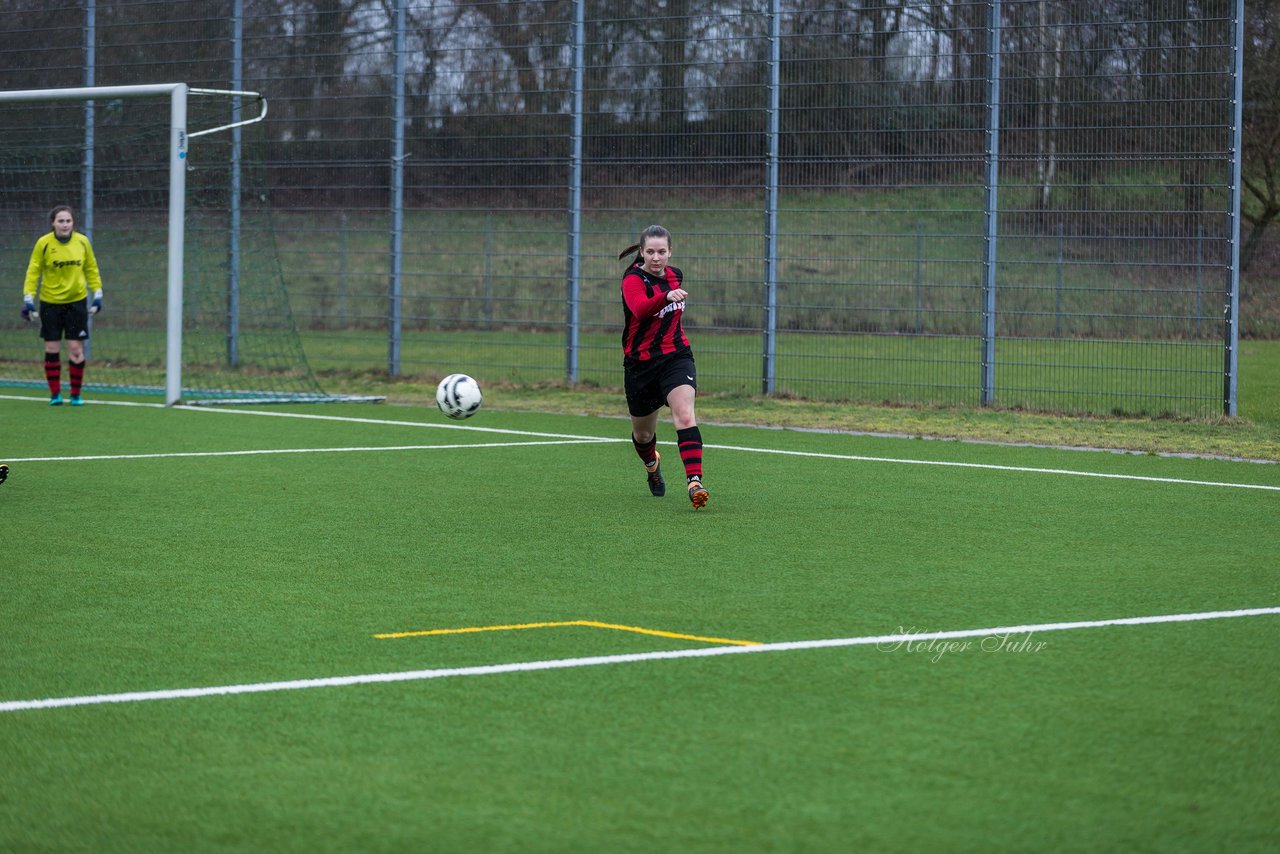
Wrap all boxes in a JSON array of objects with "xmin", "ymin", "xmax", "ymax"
[
  {"xmin": 624, "ymin": 349, "xmax": 697, "ymax": 417},
  {"xmin": 39, "ymin": 299, "xmax": 90, "ymax": 343}
]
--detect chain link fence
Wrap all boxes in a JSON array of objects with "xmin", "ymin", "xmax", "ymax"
[{"xmin": 0, "ymin": 0, "xmax": 1249, "ymax": 416}]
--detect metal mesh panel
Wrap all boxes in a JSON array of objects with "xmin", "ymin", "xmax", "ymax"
[{"xmin": 0, "ymin": 0, "xmax": 1249, "ymax": 416}]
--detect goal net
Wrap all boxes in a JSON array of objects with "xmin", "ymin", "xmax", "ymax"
[{"xmin": 0, "ymin": 84, "xmax": 367, "ymax": 405}]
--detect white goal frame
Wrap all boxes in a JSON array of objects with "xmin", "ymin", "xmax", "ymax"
[{"xmin": 0, "ymin": 83, "xmax": 266, "ymax": 404}]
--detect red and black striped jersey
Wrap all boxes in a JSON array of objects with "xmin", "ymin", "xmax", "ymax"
[{"xmin": 621, "ymin": 262, "xmax": 690, "ymax": 361}]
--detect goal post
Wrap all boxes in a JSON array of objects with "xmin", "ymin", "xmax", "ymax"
[
  {"xmin": 0, "ymin": 84, "xmax": 369, "ymax": 405},
  {"xmin": 1, "ymin": 84, "xmax": 198, "ymax": 404}
]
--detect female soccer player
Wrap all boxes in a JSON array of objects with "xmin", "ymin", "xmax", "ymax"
[
  {"xmin": 619, "ymin": 224, "xmax": 708, "ymax": 509},
  {"xmin": 22, "ymin": 205, "xmax": 103, "ymax": 405}
]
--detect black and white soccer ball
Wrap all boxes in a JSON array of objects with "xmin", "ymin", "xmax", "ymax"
[{"xmin": 436, "ymin": 373, "xmax": 483, "ymax": 419}]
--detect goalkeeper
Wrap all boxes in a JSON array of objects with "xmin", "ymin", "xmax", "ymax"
[{"xmin": 22, "ymin": 205, "xmax": 104, "ymax": 406}]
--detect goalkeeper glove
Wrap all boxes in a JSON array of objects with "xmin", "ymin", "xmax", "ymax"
[
  {"xmin": 21, "ymin": 295, "xmax": 36, "ymax": 322},
  {"xmin": 90, "ymin": 290, "xmax": 103, "ymax": 315}
]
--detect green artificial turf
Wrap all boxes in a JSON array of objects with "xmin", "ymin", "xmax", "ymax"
[{"xmin": 1, "ymin": 397, "xmax": 1277, "ymax": 851}]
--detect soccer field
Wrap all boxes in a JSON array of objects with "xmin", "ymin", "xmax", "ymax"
[{"xmin": 1, "ymin": 393, "xmax": 1278, "ymax": 852}]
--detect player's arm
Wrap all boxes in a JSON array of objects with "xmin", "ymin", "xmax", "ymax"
[
  {"xmin": 21, "ymin": 236, "xmax": 45, "ymax": 320},
  {"xmin": 665, "ymin": 266, "xmax": 688, "ymax": 303},
  {"xmin": 622, "ymin": 273, "xmax": 675, "ymax": 317},
  {"xmin": 23, "ymin": 235, "xmax": 46, "ymax": 299},
  {"xmin": 82, "ymin": 237, "xmax": 103, "ymax": 313}
]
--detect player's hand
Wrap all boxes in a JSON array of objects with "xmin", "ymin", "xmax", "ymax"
[
  {"xmin": 90, "ymin": 290, "xmax": 103, "ymax": 315},
  {"xmin": 666, "ymin": 288, "xmax": 688, "ymax": 303},
  {"xmin": 21, "ymin": 296, "xmax": 35, "ymax": 322}
]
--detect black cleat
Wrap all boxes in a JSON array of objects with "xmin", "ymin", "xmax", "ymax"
[
  {"xmin": 0, "ymin": 464, "xmax": 7, "ymax": 486},
  {"xmin": 645, "ymin": 451, "xmax": 666, "ymax": 497}
]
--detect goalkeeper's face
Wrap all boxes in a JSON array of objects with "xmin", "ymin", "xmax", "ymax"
[{"xmin": 52, "ymin": 211, "xmax": 74, "ymax": 239}]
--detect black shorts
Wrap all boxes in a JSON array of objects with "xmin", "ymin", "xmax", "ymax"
[
  {"xmin": 624, "ymin": 350, "xmax": 697, "ymax": 417},
  {"xmin": 39, "ymin": 299, "xmax": 90, "ymax": 343}
]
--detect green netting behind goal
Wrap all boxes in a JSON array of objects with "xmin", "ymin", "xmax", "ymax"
[{"xmin": 0, "ymin": 92, "xmax": 361, "ymax": 404}]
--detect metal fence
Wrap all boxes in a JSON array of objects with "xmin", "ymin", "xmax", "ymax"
[{"xmin": 0, "ymin": 0, "xmax": 1247, "ymax": 417}]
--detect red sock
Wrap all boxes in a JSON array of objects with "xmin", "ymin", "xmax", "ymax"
[
  {"xmin": 69, "ymin": 359, "xmax": 85, "ymax": 396},
  {"xmin": 44, "ymin": 355, "xmax": 61, "ymax": 396},
  {"xmin": 676, "ymin": 426, "xmax": 703, "ymax": 480},
  {"xmin": 632, "ymin": 434, "xmax": 658, "ymax": 466}
]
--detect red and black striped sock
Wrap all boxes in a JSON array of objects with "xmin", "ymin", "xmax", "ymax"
[
  {"xmin": 44, "ymin": 355, "xmax": 61, "ymax": 397},
  {"xmin": 676, "ymin": 425, "xmax": 703, "ymax": 481},
  {"xmin": 69, "ymin": 359, "xmax": 85, "ymax": 396},
  {"xmin": 632, "ymin": 434, "xmax": 658, "ymax": 467}
]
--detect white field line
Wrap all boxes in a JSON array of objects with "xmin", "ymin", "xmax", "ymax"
[
  {"xmin": 3, "ymin": 393, "xmax": 1278, "ymax": 491},
  {"xmin": 2, "ymin": 607, "xmax": 1277, "ymax": 714},
  {"xmin": 6, "ymin": 440, "xmax": 608, "ymax": 463},
  {"xmin": 707, "ymin": 443, "xmax": 1280, "ymax": 492},
  {"xmin": 0, "ymin": 393, "xmax": 612, "ymax": 441}
]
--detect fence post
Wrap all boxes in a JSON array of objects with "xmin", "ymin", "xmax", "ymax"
[
  {"xmin": 386, "ymin": 0, "xmax": 406, "ymax": 377},
  {"xmin": 228, "ymin": 0, "xmax": 243, "ymax": 368},
  {"xmin": 980, "ymin": 0, "xmax": 1003, "ymax": 406},
  {"xmin": 1055, "ymin": 222, "xmax": 1063, "ymax": 337},
  {"xmin": 338, "ymin": 212, "xmax": 348, "ymax": 326},
  {"xmin": 1195, "ymin": 224, "xmax": 1203, "ymax": 340},
  {"xmin": 1224, "ymin": 0, "xmax": 1243, "ymax": 416},
  {"xmin": 484, "ymin": 213, "xmax": 493, "ymax": 329},
  {"xmin": 565, "ymin": 0, "xmax": 584, "ymax": 384},
  {"xmin": 761, "ymin": 0, "xmax": 781, "ymax": 395},
  {"xmin": 915, "ymin": 221, "xmax": 923, "ymax": 334},
  {"xmin": 84, "ymin": 0, "xmax": 95, "ymax": 361}
]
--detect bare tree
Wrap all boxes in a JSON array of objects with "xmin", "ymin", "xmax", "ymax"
[
  {"xmin": 458, "ymin": 0, "xmax": 571, "ymax": 115},
  {"xmin": 1242, "ymin": 1, "xmax": 1280, "ymax": 272},
  {"xmin": 1034, "ymin": 0, "xmax": 1064, "ymax": 222},
  {"xmin": 657, "ymin": 0, "xmax": 691, "ymax": 130}
]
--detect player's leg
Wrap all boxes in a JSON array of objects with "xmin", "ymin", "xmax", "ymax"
[
  {"xmin": 0, "ymin": 464, "xmax": 8, "ymax": 487},
  {"xmin": 668, "ymin": 385, "xmax": 707, "ymax": 508},
  {"xmin": 41, "ymin": 306, "xmax": 63, "ymax": 405},
  {"xmin": 630, "ymin": 409, "xmax": 665, "ymax": 497},
  {"xmin": 64, "ymin": 300, "xmax": 89, "ymax": 405},
  {"xmin": 67, "ymin": 337, "xmax": 86, "ymax": 405},
  {"xmin": 662, "ymin": 353, "xmax": 707, "ymax": 509},
  {"xmin": 625, "ymin": 359, "xmax": 666, "ymax": 497}
]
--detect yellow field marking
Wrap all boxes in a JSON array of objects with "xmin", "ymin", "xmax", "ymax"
[{"xmin": 374, "ymin": 619, "xmax": 760, "ymax": 646}]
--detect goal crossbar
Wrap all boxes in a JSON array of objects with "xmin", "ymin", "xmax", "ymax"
[{"xmin": 0, "ymin": 84, "xmax": 265, "ymax": 404}]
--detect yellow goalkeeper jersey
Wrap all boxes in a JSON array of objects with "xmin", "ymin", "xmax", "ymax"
[{"xmin": 24, "ymin": 232, "xmax": 103, "ymax": 304}]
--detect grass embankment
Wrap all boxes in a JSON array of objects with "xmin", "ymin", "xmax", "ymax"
[{"xmin": 319, "ymin": 337, "xmax": 1280, "ymax": 464}]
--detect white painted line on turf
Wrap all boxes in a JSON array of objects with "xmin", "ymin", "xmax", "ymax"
[
  {"xmin": 706, "ymin": 443, "xmax": 1280, "ymax": 492},
  {"xmin": 4, "ymin": 393, "xmax": 1277, "ymax": 491},
  {"xmin": 3, "ymin": 440, "xmax": 609, "ymax": 464},
  {"xmin": 124, "ymin": 403, "xmax": 1280, "ymax": 491},
  {"xmin": 0, "ymin": 393, "xmax": 160, "ymax": 407},
  {"xmin": 9, "ymin": 438, "xmax": 1278, "ymax": 492},
  {"xmin": 2, "ymin": 607, "xmax": 1277, "ymax": 713},
  {"xmin": 169, "ymin": 402, "xmax": 621, "ymax": 441},
  {"xmin": 0, "ymin": 393, "xmax": 616, "ymax": 442}
]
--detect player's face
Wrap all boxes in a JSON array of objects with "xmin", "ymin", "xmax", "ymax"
[
  {"xmin": 641, "ymin": 237, "xmax": 671, "ymax": 275},
  {"xmin": 52, "ymin": 212, "xmax": 74, "ymax": 238}
]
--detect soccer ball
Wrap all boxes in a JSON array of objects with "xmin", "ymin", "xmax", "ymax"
[{"xmin": 436, "ymin": 373, "xmax": 483, "ymax": 419}]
